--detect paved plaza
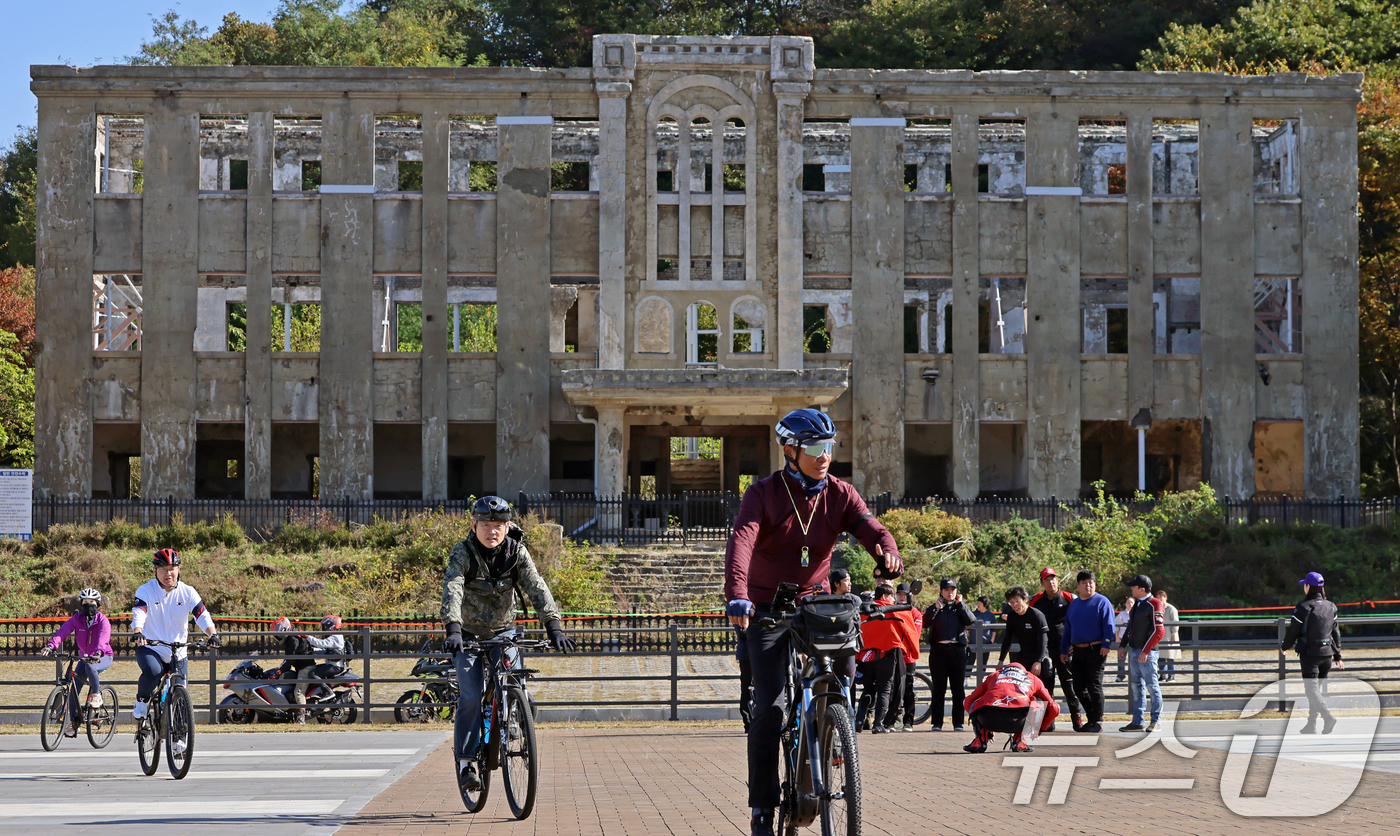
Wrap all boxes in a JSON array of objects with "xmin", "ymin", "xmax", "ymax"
[{"xmin": 2, "ymin": 719, "xmax": 1399, "ymax": 835}]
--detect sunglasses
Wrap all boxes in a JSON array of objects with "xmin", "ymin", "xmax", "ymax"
[{"xmin": 798, "ymin": 441, "xmax": 834, "ymax": 458}]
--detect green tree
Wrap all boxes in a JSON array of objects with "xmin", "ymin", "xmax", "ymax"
[
  {"xmin": 0, "ymin": 128, "xmax": 37, "ymax": 269},
  {"xmin": 0, "ymin": 330, "xmax": 35, "ymax": 467}
]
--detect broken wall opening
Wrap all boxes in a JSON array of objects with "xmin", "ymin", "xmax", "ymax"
[
  {"xmin": 550, "ymin": 423, "xmax": 595, "ymax": 492},
  {"xmin": 374, "ymin": 423, "xmax": 422, "ymax": 498},
  {"xmin": 93, "ymin": 275, "xmax": 143, "ymax": 351},
  {"xmin": 1078, "ymin": 119, "xmax": 1127, "ymax": 195},
  {"xmin": 96, "ymin": 114, "xmax": 144, "ymax": 194},
  {"xmin": 802, "ymin": 118, "xmax": 850, "ymax": 193},
  {"xmin": 376, "ymin": 116, "xmax": 423, "ymax": 192},
  {"xmin": 1254, "ymin": 277, "xmax": 1302, "ymax": 354},
  {"xmin": 195, "ymin": 423, "xmax": 244, "ymax": 499},
  {"xmin": 905, "ymin": 118, "xmax": 952, "ymax": 192},
  {"xmin": 1153, "ymin": 277, "xmax": 1201, "ymax": 354},
  {"xmin": 803, "ymin": 304, "xmax": 831, "ymax": 353},
  {"xmin": 199, "ymin": 115, "xmax": 249, "ymax": 191},
  {"xmin": 271, "ymin": 423, "xmax": 319, "ymax": 498},
  {"xmin": 92, "ymin": 423, "xmax": 140, "ymax": 498},
  {"xmin": 980, "ymin": 277, "xmax": 1025, "ymax": 354},
  {"xmin": 274, "ymin": 116, "xmax": 321, "ymax": 192},
  {"xmin": 1081, "ymin": 419, "xmax": 1202, "ymax": 496},
  {"xmin": 449, "ymin": 116, "xmax": 496, "ymax": 192},
  {"xmin": 1081, "ymin": 278, "xmax": 1129, "ymax": 354},
  {"xmin": 980, "ymin": 423, "xmax": 1027, "ymax": 497},
  {"xmin": 1255, "ymin": 420, "xmax": 1304, "ymax": 497},
  {"xmin": 905, "ymin": 423, "xmax": 952, "ymax": 497},
  {"xmin": 1253, "ymin": 119, "xmax": 1299, "ymax": 196},
  {"xmin": 978, "ymin": 119, "xmax": 1025, "ymax": 196},
  {"xmin": 449, "ymin": 423, "xmax": 496, "ymax": 498},
  {"xmin": 1153, "ymin": 119, "xmax": 1199, "ymax": 195}
]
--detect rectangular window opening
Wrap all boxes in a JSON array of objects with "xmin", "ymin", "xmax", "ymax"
[
  {"xmin": 270, "ymin": 302, "xmax": 321, "ymax": 352},
  {"xmin": 94, "ymin": 274, "xmax": 143, "ymax": 351},
  {"xmin": 1154, "ymin": 277, "xmax": 1201, "ymax": 354},
  {"xmin": 724, "ymin": 163, "xmax": 745, "ymax": 192},
  {"xmin": 981, "ymin": 277, "xmax": 1026, "ymax": 354},
  {"xmin": 802, "ymin": 164, "xmax": 825, "ymax": 192},
  {"xmin": 905, "ymin": 118, "xmax": 950, "ymax": 193},
  {"xmin": 300, "ymin": 160, "xmax": 322, "ymax": 191},
  {"xmin": 1077, "ymin": 119, "xmax": 1127, "ymax": 196},
  {"xmin": 904, "ymin": 164, "xmax": 918, "ymax": 192},
  {"xmin": 904, "ymin": 306, "xmax": 920, "ymax": 354},
  {"xmin": 803, "ymin": 305, "xmax": 831, "ymax": 353},
  {"xmin": 803, "ymin": 118, "xmax": 850, "ymax": 194},
  {"xmin": 199, "ymin": 114, "xmax": 248, "ymax": 192},
  {"xmin": 1253, "ymin": 119, "xmax": 1299, "ymax": 195},
  {"xmin": 97, "ymin": 114, "xmax": 145, "ymax": 194},
  {"xmin": 272, "ymin": 115, "xmax": 321, "ymax": 191},
  {"xmin": 1153, "ymin": 119, "xmax": 1199, "ymax": 196},
  {"xmin": 551, "ymin": 161, "xmax": 590, "ymax": 192},
  {"xmin": 1081, "ymin": 278, "xmax": 1129, "ymax": 354},
  {"xmin": 657, "ymin": 169, "xmax": 675, "ymax": 192},
  {"xmin": 229, "ymin": 159, "xmax": 248, "ymax": 191},
  {"xmin": 452, "ymin": 303, "xmax": 498, "ymax": 352},
  {"xmin": 1254, "ymin": 277, "xmax": 1302, "ymax": 354},
  {"xmin": 397, "ymin": 160, "xmax": 423, "ymax": 191},
  {"xmin": 376, "ymin": 115, "xmax": 423, "ymax": 193},
  {"xmin": 449, "ymin": 115, "xmax": 497, "ymax": 192},
  {"xmin": 978, "ymin": 119, "xmax": 1024, "ymax": 195},
  {"xmin": 395, "ymin": 301, "xmax": 423, "ymax": 352}
]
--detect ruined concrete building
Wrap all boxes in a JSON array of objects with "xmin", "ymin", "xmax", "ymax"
[{"xmin": 31, "ymin": 36, "xmax": 1360, "ymax": 501}]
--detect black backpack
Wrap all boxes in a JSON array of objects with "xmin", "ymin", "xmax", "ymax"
[
  {"xmin": 1301, "ymin": 599, "xmax": 1339, "ymax": 657},
  {"xmin": 789, "ymin": 594, "xmax": 863, "ymax": 659}
]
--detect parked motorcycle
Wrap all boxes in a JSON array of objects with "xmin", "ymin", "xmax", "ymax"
[
  {"xmin": 395, "ymin": 640, "xmax": 458, "ymax": 723},
  {"xmin": 219, "ymin": 653, "xmax": 361, "ymax": 724}
]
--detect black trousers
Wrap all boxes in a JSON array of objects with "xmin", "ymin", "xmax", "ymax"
[
  {"xmin": 1044, "ymin": 633, "xmax": 1080, "ymax": 714},
  {"xmin": 869, "ymin": 651, "xmax": 901, "ymax": 729},
  {"xmin": 901, "ymin": 659, "xmax": 917, "ymax": 724},
  {"xmin": 1068, "ymin": 647, "xmax": 1107, "ymax": 724},
  {"xmin": 1300, "ymin": 655, "xmax": 1335, "ymax": 722},
  {"xmin": 745, "ymin": 620, "xmax": 856, "ymax": 810},
  {"xmin": 928, "ymin": 643, "xmax": 967, "ymax": 728},
  {"xmin": 971, "ymin": 705, "xmax": 1029, "ymax": 736}
]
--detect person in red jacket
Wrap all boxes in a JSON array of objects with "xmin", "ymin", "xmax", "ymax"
[
  {"xmin": 858, "ymin": 581, "xmax": 919, "ymax": 733},
  {"xmin": 962, "ymin": 662, "xmax": 1060, "ymax": 753}
]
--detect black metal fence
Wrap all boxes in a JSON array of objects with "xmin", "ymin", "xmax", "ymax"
[{"xmin": 24, "ymin": 493, "xmax": 1400, "ymax": 544}]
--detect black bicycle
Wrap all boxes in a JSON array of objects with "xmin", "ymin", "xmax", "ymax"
[
  {"xmin": 454, "ymin": 634, "xmax": 548, "ymax": 820},
  {"xmin": 40, "ymin": 651, "xmax": 118, "ymax": 751},
  {"xmin": 757, "ymin": 584, "xmax": 911, "ymax": 836},
  {"xmin": 135, "ymin": 639, "xmax": 207, "ymax": 780}
]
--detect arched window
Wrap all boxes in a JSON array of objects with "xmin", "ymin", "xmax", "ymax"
[
  {"xmin": 686, "ymin": 301, "xmax": 719, "ymax": 365},
  {"xmin": 731, "ymin": 297, "xmax": 765, "ymax": 354}
]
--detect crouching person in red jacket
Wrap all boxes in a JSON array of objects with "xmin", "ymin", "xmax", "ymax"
[{"xmin": 962, "ymin": 662, "xmax": 1059, "ymax": 754}]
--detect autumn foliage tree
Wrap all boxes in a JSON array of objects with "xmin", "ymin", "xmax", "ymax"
[{"xmin": 0, "ymin": 266, "xmax": 36, "ymax": 363}]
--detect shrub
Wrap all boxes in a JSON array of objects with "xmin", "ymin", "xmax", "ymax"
[
  {"xmin": 1059, "ymin": 482, "xmax": 1153, "ymax": 601},
  {"xmin": 833, "ymin": 542, "xmax": 877, "ymax": 592}
]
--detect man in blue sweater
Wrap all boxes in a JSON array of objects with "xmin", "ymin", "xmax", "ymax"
[{"xmin": 1058, "ymin": 570, "xmax": 1115, "ymax": 733}]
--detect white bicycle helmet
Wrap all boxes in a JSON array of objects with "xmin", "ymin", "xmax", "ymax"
[{"xmin": 78, "ymin": 587, "xmax": 101, "ymax": 602}]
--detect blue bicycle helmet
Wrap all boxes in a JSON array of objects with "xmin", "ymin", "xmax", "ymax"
[{"xmin": 776, "ymin": 408, "xmax": 836, "ymax": 447}]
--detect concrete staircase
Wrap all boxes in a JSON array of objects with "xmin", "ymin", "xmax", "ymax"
[{"xmin": 605, "ymin": 545, "xmax": 727, "ymax": 610}]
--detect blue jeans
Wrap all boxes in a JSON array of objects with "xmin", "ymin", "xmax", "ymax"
[
  {"xmin": 453, "ymin": 631, "xmax": 520, "ymax": 761},
  {"xmin": 1128, "ymin": 649, "xmax": 1162, "ymax": 724},
  {"xmin": 134, "ymin": 646, "xmax": 187, "ymax": 703},
  {"xmin": 69, "ymin": 655, "xmax": 113, "ymax": 724}
]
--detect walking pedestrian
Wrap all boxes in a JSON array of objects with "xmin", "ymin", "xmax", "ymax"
[
  {"xmin": 1114, "ymin": 595, "xmax": 1133, "ymax": 682},
  {"xmin": 1155, "ymin": 590, "xmax": 1180, "ymax": 682},
  {"xmin": 1029, "ymin": 568, "xmax": 1083, "ymax": 730},
  {"xmin": 1059, "ymin": 570, "xmax": 1114, "ymax": 733},
  {"xmin": 924, "ymin": 578, "xmax": 975, "ymax": 731},
  {"xmin": 1281, "ymin": 572, "xmax": 1344, "ymax": 734},
  {"xmin": 1119, "ymin": 575, "xmax": 1165, "ymax": 733}
]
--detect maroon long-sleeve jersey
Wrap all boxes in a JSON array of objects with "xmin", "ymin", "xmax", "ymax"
[{"xmin": 724, "ymin": 470, "xmax": 899, "ymax": 607}]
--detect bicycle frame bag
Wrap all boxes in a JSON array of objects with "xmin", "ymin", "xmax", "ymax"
[{"xmin": 789, "ymin": 594, "xmax": 863, "ymax": 658}]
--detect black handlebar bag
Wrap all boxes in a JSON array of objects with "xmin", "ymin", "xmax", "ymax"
[{"xmin": 789, "ymin": 594, "xmax": 863, "ymax": 658}]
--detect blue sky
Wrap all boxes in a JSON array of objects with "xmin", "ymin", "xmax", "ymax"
[{"xmin": 3, "ymin": 1, "xmax": 281, "ymax": 147}]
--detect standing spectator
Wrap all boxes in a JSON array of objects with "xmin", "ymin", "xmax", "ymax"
[
  {"xmin": 859, "ymin": 581, "xmax": 908, "ymax": 733},
  {"xmin": 895, "ymin": 582, "xmax": 923, "ymax": 731},
  {"xmin": 1155, "ymin": 590, "xmax": 1180, "ymax": 682},
  {"xmin": 997, "ymin": 587, "xmax": 1050, "ymax": 720},
  {"xmin": 1114, "ymin": 596, "xmax": 1133, "ymax": 682},
  {"xmin": 961, "ymin": 662, "xmax": 1059, "ymax": 753},
  {"xmin": 830, "ymin": 568, "xmax": 853, "ymax": 596},
  {"xmin": 1029, "ymin": 568, "xmax": 1083, "ymax": 731},
  {"xmin": 1120, "ymin": 575, "xmax": 1165, "ymax": 733},
  {"xmin": 971, "ymin": 595, "xmax": 996, "ymax": 674},
  {"xmin": 1059, "ymin": 570, "xmax": 1115, "ymax": 734},
  {"xmin": 924, "ymin": 578, "xmax": 976, "ymax": 731},
  {"xmin": 1281, "ymin": 572, "xmax": 1344, "ymax": 734}
]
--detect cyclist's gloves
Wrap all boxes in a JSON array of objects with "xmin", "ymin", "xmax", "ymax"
[
  {"xmin": 132, "ymin": 632, "xmax": 146, "ymax": 647},
  {"xmin": 727, "ymin": 599, "xmax": 754, "ymax": 619},
  {"xmin": 545, "ymin": 619, "xmax": 575, "ymax": 653},
  {"xmin": 205, "ymin": 634, "xmax": 222, "ymax": 649},
  {"xmin": 872, "ymin": 553, "xmax": 905, "ymax": 580},
  {"xmin": 443, "ymin": 622, "xmax": 465, "ymax": 655}
]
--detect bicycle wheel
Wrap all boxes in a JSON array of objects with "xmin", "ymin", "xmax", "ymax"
[
  {"xmin": 137, "ymin": 713, "xmax": 161, "ymax": 776},
  {"xmin": 86, "ymin": 687, "xmax": 119, "ymax": 749},
  {"xmin": 39, "ymin": 686, "xmax": 70, "ymax": 751},
  {"xmin": 164, "ymin": 686, "xmax": 195, "ymax": 780},
  {"xmin": 501, "ymin": 686, "xmax": 539, "ymax": 820},
  {"xmin": 818, "ymin": 702, "xmax": 861, "ymax": 836},
  {"xmin": 458, "ymin": 750, "xmax": 492, "ymax": 813},
  {"xmin": 909, "ymin": 671, "xmax": 936, "ymax": 726},
  {"xmin": 776, "ymin": 724, "xmax": 800, "ymax": 836}
]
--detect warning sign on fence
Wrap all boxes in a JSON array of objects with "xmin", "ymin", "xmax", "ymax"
[{"xmin": 0, "ymin": 469, "xmax": 32, "ymax": 540}]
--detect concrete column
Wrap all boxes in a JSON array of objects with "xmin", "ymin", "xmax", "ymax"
[
  {"xmin": 550, "ymin": 286, "xmax": 579, "ymax": 353},
  {"xmin": 1126, "ymin": 112, "xmax": 1155, "ymax": 426},
  {"xmin": 1301, "ymin": 103, "xmax": 1360, "ymax": 497},
  {"xmin": 1199, "ymin": 104, "xmax": 1256, "ymax": 496},
  {"xmin": 775, "ymin": 84, "xmax": 809, "ymax": 370},
  {"xmin": 33, "ymin": 98, "xmax": 96, "ymax": 497},
  {"xmin": 951, "ymin": 113, "xmax": 980, "ymax": 499},
  {"xmin": 140, "ymin": 101, "xmax": 200, "ymax": 498},
  {"xmin": 318, "ymin": 100, "xmax": 376, "ymax": 499},
  {"xmin": 495, "ymin": 115, "xmax": 553, "ymax": 495},
  {"xmin": 244, "ymin": 112, "xmax": 274, "ymax": 499},
  {"xmin": 595, "ymin": 84, "xmax": 630, "ymax": 369},
  {"xmin": 595, "ymin": 406, "xmax": 625, "ymax": 495},
  {"xmin": 1024, "ymin": 107, "xmax": 1081, "ymax": 498},
  {"xmin": 849, "ymin": 116, "xmax": 906, "ymax": 496},
  {"xmin": 421, "ymin": 106, "xmax": 449, "ymax": 500}
]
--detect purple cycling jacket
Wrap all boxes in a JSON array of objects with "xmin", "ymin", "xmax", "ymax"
[{"xmin": 46, "ymin": 611, "xmax": 113, "ymax": 658}]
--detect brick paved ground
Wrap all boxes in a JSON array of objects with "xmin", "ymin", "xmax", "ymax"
[{"xmin": 339, "ymin": 723, "xmax": 1400, "ymax": 836}]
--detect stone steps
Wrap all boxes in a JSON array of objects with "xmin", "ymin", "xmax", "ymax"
[{"xmin": 604, "ymin": 548, "xmax": 726, "ymax": 609}]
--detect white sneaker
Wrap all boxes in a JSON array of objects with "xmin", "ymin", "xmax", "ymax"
[
  {"xmin": 87, "ymin": 694, "xmax": 104, "ymax": 709},
  {"xmin": 172, "ymin": 739, "xmax": 187, "ymax": 757},
  {"xmin": 132, "ymin": 701, "xmax": 148, "ymax": 719}
]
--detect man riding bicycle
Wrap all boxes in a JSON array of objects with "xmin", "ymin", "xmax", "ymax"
[
  {"xmin": 440, "ymin": 496, "xmax": 574, "ymax": 794},
  {"xmin": 725, "ymin": 409, "xmax": 903, "ymax": 836},
  {"xmin": 41, "ymin": 588, "xmax": 113, "ymax": 735},
  {"xmin": 130, "ymin": 549, "xmax": 220, "ymax": 751}
]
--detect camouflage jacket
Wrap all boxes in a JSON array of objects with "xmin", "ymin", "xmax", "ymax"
[{"xmin": 440, "ymin": 529, "xmax": 561, "ymax": 637}]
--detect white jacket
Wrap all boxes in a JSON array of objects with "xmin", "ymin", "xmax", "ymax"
[
  {"xmin": 131, "ymin": 579, "xmax": 215, "ymax": 661},
  {"xmin": 306, "ymin": 633, "xmax": 348, "ymax": 663}
]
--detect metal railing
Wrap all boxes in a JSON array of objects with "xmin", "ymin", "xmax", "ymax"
[
  {"xmin": 5, "ymin": 616, "xmax": 1400, "ymax": 722},
  {"xmin": 26, "ymin": 493, "xmax": 1400, "ymax": 543}
]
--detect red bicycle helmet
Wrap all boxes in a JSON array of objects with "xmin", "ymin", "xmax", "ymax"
[{"xmin": 153, "ymin": 548, "xmax": 181, "ymax": 567}]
